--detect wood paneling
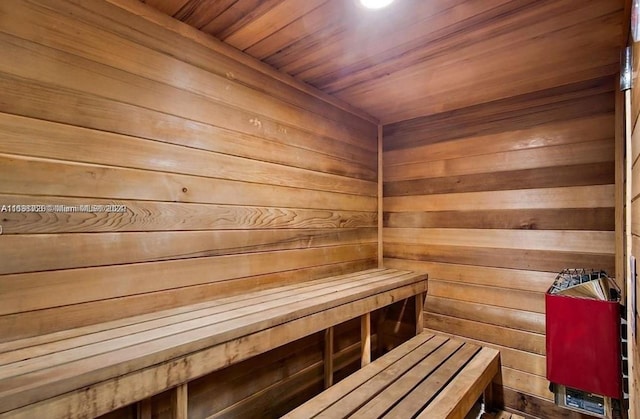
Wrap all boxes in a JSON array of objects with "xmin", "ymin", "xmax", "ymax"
[
  {"xmin": 384, "ymin": 80, "xmax": 616, "ymax": 414},
  {"xmin": 188, "ymin": 319, "xmax": 364, "ymax": 419},
  {"xmin": 0, "ymin": 1, "xmax": 377, "ymax": 416},
  {"xmin": 141, "ymin": 0, "xmax": 623, "ymax": 123},
  {"xmin": 628, "ymin": 35, "xmax": 640, "ymax": 419},
  {"xmin": 495, "ymin": 386, "xmax": 594, "ymax": 418}
]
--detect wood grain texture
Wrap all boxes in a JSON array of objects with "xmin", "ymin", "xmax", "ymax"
[
  {"xmin": 384, "ymin": 228, "xmax": 614, "ymax": 254},
  {"xmin": 384, "ymin": 139, "xmax": 614, "ymax": 182},
  {"xmin": 0, "ymin": 244, "xmax": 378, "ymax": 315},
  {"xmin": 426, "ymin": 296, "xmax": 545, "ymax": 334},
  {"xmin": 0, "ymin": 1, "xmax": 373, "ymax": 150},
  {"xmin": 422, "ymin": 328, "xmax": 546, "ymax": 378},
  {"xmin": 384, "ymin": 185, "xmax": 615, "ymax": 212},
  {"xmin": 385, "ymin": 80, "xmax": 615, "ymax": 151},
  {"xmin": 384, "ymin": 208, "xmax": 614, "ymax": 231},
  {"xmin": 427, "ymin": 280, "xmax": 544, "ymax": 314},
  {"xmin": 284, "ymin": 333, "xmax": 498, "ymax": 419},
  {"xmin": 384, "ymin": 259, "xmax": 555, "ymax": 293},
  {"xmin": 0, "ymin": 112, "xmax": 376, "ymax": 196},
  {"xmin": 189, "ymin": 319, "xmax": 364, "ymax": 418},
  {"xmin": 384, "ymin": 243, "xmax": 615, "ymax": 274},
  {"xmin": 54, "ymin": 0, "xmax": 378, "ymax": 125},
  {"xmin": 0, "ymin": 229, "xmax": 377, "ymax": 275},
  {"xmin": 629, "ymin": 37, "xmax": 640, "ymax": 419},
  {"xmin": 0, "ymin": 260, "xmax": 377, "ymax": 342},
  {"xmin": 0, "ymin": 195, "xmax": 376, "ymax": 235},
  {"xmin": 384, "ymin": 163, "xmax": 614, "ymax": 196},
  {"xmin": 0, "ymin": 153, "xmax": 375, "ymax": 212},
  {"xmin": 384, "ymin": 113, "xmax": 614, "ymax": 165},
  {"xmin": 495, "ymin": 387, "xmax": 594, "ymax": 419},
  {"xmin": 0, "ymin": 74, "xmax": 377, "ymax": 181},
  {"xmin": 0, "ymin": 272, "xmax": 426, "ymax": 418},
  {"xmin": 383, "ymin": 83, "xmax": 616, "ymax": 416},
  {"xmin": 0, "ymin": 0, "xmax": 378, "ymax": 378},
  {"xmin": 425, "ymin": 314, "xmax": 545, "ymax": 356},
  {"xmin": 141, "ymin": 0, "xmax": 623, "ymax": 123}
]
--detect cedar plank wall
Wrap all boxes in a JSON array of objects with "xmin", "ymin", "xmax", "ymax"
[
  {"xmin": 0, "ymin": 0, "xmax": 377, "ymax": 416},
  {"xmin": 384, "ymin": 77, "xmax": 616, "ymax": 417},
  {"xmin": 629, "ymin": 32, "xmax": 640, "ymax": 419}
]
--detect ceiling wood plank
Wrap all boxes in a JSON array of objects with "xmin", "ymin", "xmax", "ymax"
[{"xmin": 138, "ymin": 0, "xmax": 624, "ymax": 122}]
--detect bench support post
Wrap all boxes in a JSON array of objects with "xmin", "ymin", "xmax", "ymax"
[
  {"xmin": 361, "ymin": 312, "xmax": 371, "ymax": 367},
  {"xmin": 324, "ymin": 326, "xmax": 334, "ymax": 388},
  {"xmin": 483, "ymin": 381, "xmax": 495, "ymax": 412},
  {"xmin": 136, "ymin": 398, "xmax": 151, "ymax": 419},
  {"xmin": 172, "ymin": 384, "xmax": 188, "ymax": 419},
  {"xmin": 415, "ymin": 292, "xmax": 425, "ymax": 335}
]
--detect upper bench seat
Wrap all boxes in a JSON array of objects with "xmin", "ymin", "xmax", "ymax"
[{"xmin": 0, "ymin": 268, "xmax": 428, "ymax": 419}]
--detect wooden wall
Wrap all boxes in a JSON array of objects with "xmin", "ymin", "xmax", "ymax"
[
  {"xmin": 629, "ymin": 33, "xmax": 640, "ymax": 419},
  {"xmin": 383, "ymin": 77, "xmax": 616, "ymax": 416},
  {"xmin": 0, "ymin": 0, "xmax": 377, "ymax": 415}
]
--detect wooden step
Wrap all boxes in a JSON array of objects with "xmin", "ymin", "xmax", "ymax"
[{"xmin": 284, "ymin": 332, "xmax": 500, "ymax": 418}]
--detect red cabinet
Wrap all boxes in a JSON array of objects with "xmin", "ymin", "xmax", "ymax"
[{"xmin": 546, "ymin": 292, "xmax": 622, "ymax": 398}]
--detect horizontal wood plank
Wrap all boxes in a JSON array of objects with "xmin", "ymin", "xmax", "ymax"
[
  {"xmin": 285, "ymin": 332, "xmax": 499, "ymax": 419},
  {"xmin": 427, "ymin": 280, "xmax": 544, "ymax": 314},
  {"xmin": 384, "ymin": 208, "xmax": 614, "ymax": 231},
  {"xmin": 0, "ymin": 154, "xmax": 376, "ymax": 212},
  {"xmin": 384, "ymin": 185, "xmax": 615, "ymax": 212},
  {"xmin": 102, "ymin": 0, "xmax": 378, "ymax": 124},
  {"xmin": 0, "ymin": 74, "xmax": 376, "ymax": 180},
  {"xmin": 379, "ymin": 343, "xmax": 480, "ymax": 418},
  {"xmin": 496, "ymin": 387, "xmax": 593, "ymax": 419},
  {"xmin": 384, "ymin": 228, "xmax": 614, "ymax": 254},
  {"xmin": 385, "ymin": 162, "xmax": 614, "ymax": 196},
  {"xmin": 0, "ymin": 228, "xmax": 376, "ymax": 274},
  {"xmin": 385, "ymin": 139, "xmax": 613, "ymax": 182},
  {"xmin": 0, "ymin": 11, "xmax": 373, "ymax": 151},
  {"xmin": 0, "ymin": 260, "xmax": 377, "ymax": 342},
  {"xmin": 426, "ymin": 296, "xmax": 545, "ymax": 334},
  {"xmin": 0, "ymin": 195, "xmax": 376, "ymax": 235},
  {"xmin": 381, "ymin": 71, "xmax": 615, "ymax": 418},
  {"xmin": 384, "ymin": 259, "xmax": 555, "ymax": 293},
  {"xmin": 283, "ymin": 333, "xmax": 445, "ymax": 419},
  {"xmin": 0, "ymin": 275, "xmax": 427, "ymax": 417},
  {"xmin": 0, "ymin": 271, "xmax": 414, "ymax": 373},
  {"xmin": 425, "ymin": 313, "xmax": 545, "ymax": 355},
  {"xmin": 0, "ymin": 112, "xmax": 376, "ymax": 196},
  {"xmin": 422, "ymin": 328, "xmax": 546, "ymax": 377},
  {"xmin": 384, "ymin": 114, "xmax": 614, "ymax": 166},
  {"xmin": 496, "ymin": 367, "xmax": 554, "ymax": 402},
  {"xmin": 0, "ymin": 244, "xmax": 377, "ymax": 315},
  {"xmin": 416, "ymin": 347, "xmax": 500, "ymax": 419},
  {"xmin": 384, "ymin": 243, "xmax": 615, "ymax": 274}
]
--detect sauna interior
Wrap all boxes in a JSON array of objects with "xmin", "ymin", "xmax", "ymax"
[{"xmin": 0, "ymin": 0, "xmax": 638, "ymax": 418}]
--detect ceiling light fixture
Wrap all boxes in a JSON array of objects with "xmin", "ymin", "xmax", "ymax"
[{"xmin": 360, "ymin": 0, "xmax": 394, "ymax": 9}]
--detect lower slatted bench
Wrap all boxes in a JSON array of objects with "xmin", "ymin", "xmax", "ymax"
[
  {"xmin": 0, "ymin": 268, "xmax": 427, "ymax": 419},
  {"xmin": 283, "ymin": 332, "xmax": 500, "ymax": 419}
]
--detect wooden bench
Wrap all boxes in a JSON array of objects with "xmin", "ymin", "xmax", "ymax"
[
  {"xmin": 284, "ymin": 332, "xmax": 500, "ymax": 419},
  {"xmin": 0, "ymin": 268, "xmax": 427, "ymax": 419}
]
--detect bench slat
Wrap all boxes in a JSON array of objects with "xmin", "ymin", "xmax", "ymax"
[
  {"xmin": 283, "ymin": 332, "xmax": 438, "ymax": 419},
  {"xmin": 316, "ymin": 335, "xmax": 452, "ymax": 418},
  {"xmin": 1, "ymin": 281, "xmax": 426, "ymax": 419},
  {"xmin": 0, "ymin": 268, "xmax": 392, "ymax": 355},
  {"xmin": 284, "ymin": 332, "xmax": 499, "ymax": 419},
  {"xmin": 380, "ymin": 343, "xmax": 480, "ymax": 418},
  {"xmin": 0, "ymin": 269, "xmax": 411, "ymax": 370},
  {"xmin": 417, "ymin": 347, "xmax": 500, "ymax": 419},
  {"xmin": 1, "ymin": 271, "xmax": 422, "ymax": 399},
  {"xmin": 0, "ymin": 269, "xmax": 427, "ymax": 416}
]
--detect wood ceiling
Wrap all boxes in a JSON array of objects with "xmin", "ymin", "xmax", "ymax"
[{"xmin": 140, "ymin": 0, "xmax": 624, "ymax": 124}]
